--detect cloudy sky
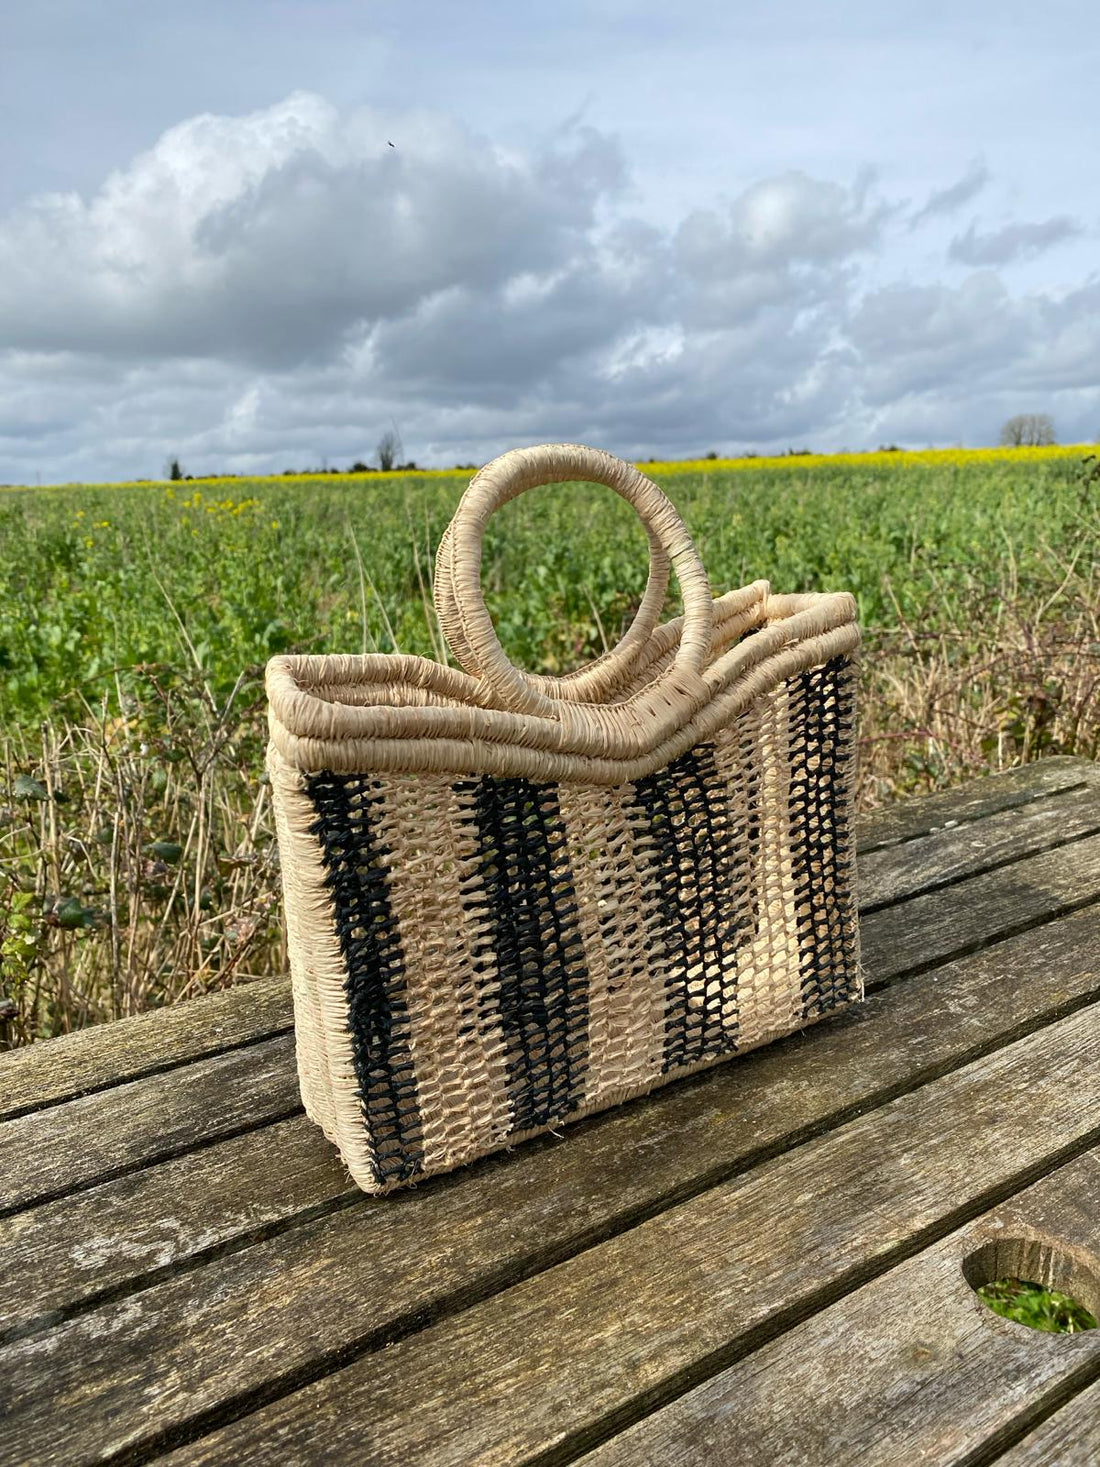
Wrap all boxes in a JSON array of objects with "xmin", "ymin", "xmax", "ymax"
[{"xmin": 2, "ymin": 0, "xmax": 1097, "ymax": 483}]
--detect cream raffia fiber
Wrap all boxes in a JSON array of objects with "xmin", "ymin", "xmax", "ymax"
[{"xmin": 266, "ymin": 444, "xmax": 862, "ymax": 1194}]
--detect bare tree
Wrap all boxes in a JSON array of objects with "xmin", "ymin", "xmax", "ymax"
[
  {"xmin": 377, "ymin": 424, "xmax": 403, "ymax": 471},
  {"xmin": 999, "ymin": 413, "xmax": 1056, "ymax": 447}
]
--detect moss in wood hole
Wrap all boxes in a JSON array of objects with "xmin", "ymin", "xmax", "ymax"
[{"xmin": 978, "ymin": 1277, "xmax": 1098, "ymax": 1333}]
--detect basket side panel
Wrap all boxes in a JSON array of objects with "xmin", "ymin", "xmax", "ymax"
[
  {"xmin": 268, "ymin": 753, "xmax": 384, "ymax": 1193},
  {"xmin": 786, "ymin": 654, "xmax": 862, "ymax": 1018},
  {"xmin": 268, "ymin": 650, "xmax": 861, "ymax": 1194},
  {"xmin": 367, "ymin": 775, "xmax": 516, "ymax": 1175},
  {"xmin": 303, "ymin": 772, "xmax": 425, "ymax": 1188},
  {"xmin": 557, "ymin": 782, "xmax": 669, "ymax": 1103},
  {"xmin": 711, "ymin": 682, "xmax": 806, "ymax": 1048}
]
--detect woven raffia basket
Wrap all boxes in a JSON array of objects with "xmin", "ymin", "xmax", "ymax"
[{"xmin": 266, "ymin": 443, "xmax": 862, "ymax": 1194}]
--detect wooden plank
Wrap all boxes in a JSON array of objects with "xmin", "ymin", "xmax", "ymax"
[
  {"xmin": 7, "ymin": 1003, "xmax": 1100, "ymax": 1466},
  {"xmin": 0, "ymin": 975, "xmax": 293, "ymax": 1121},
  {"xmin": 156, "ymin": 1003, "xmax": 1100, "ymax": 1467},
  {"xmin": 7, "ymin": 885, "xmax": 1100, "ymax": 1346},
  {"xmin": 992, "ymin": 1378, "xmax": 1100, "ymax": 1466},
  {"xmin": 857, "ymin": 783, "xmax": 1100, "ymax": 912},
  {"xmin": 0, "ymin": 1115, "xmax": 353, "ymax": 1344},
  {"xmin": 854, "ymin": 756, "xmax": 1098, "ymax": 853},
  {"xmin": 860, "ymin": 827, "xmax": 1100, "ymax": 988},
  {"xmin": 0, "ymin": 1035, "xmax": 300, "ymax": 1216},
  {"xmin": 156, "ymin": 1006, "xmax": 1100, "ymax": 1467},
  {"xmin": 0, "ymin": 761, "xmax": 1089, "ymax": 1121},
  {"xmin": 576, "ymin": 1150, "xmax": 1100, "ymax": 1466},
  {"xmin": 0, "ymin": 762, "xmax": 1093, "ymax": 1447}
]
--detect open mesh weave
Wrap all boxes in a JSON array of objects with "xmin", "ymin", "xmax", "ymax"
[{"xmin": 299, "ymin": 655, "xmax": 858, "ymax": 1188}]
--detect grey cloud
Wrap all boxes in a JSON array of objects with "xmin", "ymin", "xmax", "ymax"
[
  {"xmin": 948, "ymin": 216, "xmax": 1083, "ymax": 266},
  {"xmin": 677, "ymin": 172, "xmax": 884, "ymax": 275},
  {"xmin": 909, "ymin": 159, "xmax": 989, "ymax": 229},
  {"xmin": 0, "ymin": 94, "xmax": 625, "ymax": 369},
  {"xmin": 3, "ymin": 95, "xmax": 1100, "ymax": 486},
  {"xmin": 356, "ymin": 172, "xmax": 874, "ymax": 443},
  {"xmin": 847, "ymin": 273, "xmax": 1030, "ymax": 403},
  {"xmin": 846, "ymin": 272, "xmax": 1100, "ymax": 444},
  {"xmin": 672, "ymin": 173, "xmax": 883, "ymax": 338},
  {"xmin": 365, "ymin": 226, "xmax": 672, "ymax": 405}
]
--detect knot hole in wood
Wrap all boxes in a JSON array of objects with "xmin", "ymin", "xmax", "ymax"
[{"xmin": 963, "ymin": 1233, "xmax": 1100, "ymax": 1332}]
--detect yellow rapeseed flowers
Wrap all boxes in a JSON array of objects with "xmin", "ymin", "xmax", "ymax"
[
  {"xmin": 636, "ymin": 444, "xmax": 1098, "ymax": 475},
  {"xmin": 7, "ymin": 441, "xmax": 1096, "ymax": 494}
]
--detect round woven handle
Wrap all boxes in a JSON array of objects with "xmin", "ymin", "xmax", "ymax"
[
  {"xmin": 434, "ymin": 516, "xmax": 671, "ymax": 703},
  {"xmin": 434, "ymin": 443, "xmax": 713, "ymax": 718}
]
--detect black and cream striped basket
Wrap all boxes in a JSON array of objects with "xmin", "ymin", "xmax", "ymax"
[{"xmin": 266, "ymin": 443, "xmax": 862, "ymax": 1194}]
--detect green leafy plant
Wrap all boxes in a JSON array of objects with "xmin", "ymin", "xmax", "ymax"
[
  {"xmin": 4, "ymin": 452, "xmax": 1100, "ymax": 1043},
  {"xmin": 1, "ymin": 886, "xmax": 44, "ymax": 1028},
  {"xmin": 978, "ymin": 1278, "xmax": 1098, "ymax": 1333}
]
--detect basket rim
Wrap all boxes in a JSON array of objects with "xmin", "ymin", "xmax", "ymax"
[{"xmin": 266, "ymin": 586, "xmax": 859, "ymax": 784}]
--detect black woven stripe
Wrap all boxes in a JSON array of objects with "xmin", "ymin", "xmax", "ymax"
[
  {"xmin": 458, "ymin": 776, "xmax": 589, "ymax": 1135},
  {"xmin": 631, "ymin": 746, "xmax": 746, "ymax": 1072},
  {"xmin": 740, "ymin": 726, "xmax": 763, "ymax": 957},
  {"xmin": 787, "ymin": 657, "xmax": 860, "ymax": 1019},
  {"xmin": 304, "ymin": 773, "xmax": 424, "ymax": 1185}
]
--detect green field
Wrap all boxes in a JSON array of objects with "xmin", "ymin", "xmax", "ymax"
[
  {"xmin": 1, "ymin": 455, "xmax": 1094, "ymax": 725},
  {"xmin": 3, "ymin": 451, "xmax": 1099, "ymax": 1045}
]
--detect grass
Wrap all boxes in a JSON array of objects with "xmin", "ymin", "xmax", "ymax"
[
  {"xmin": 978, "ymin": 1278, "xmax": 1098, "ymax": 1333},
  {"xmin": 3, "ymin": 447, "xmax": 1100, "ymax": 1045}
]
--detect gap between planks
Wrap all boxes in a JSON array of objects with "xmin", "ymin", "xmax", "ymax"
[
  {"xmin": 8, "ymin": 813, "xmax": 1100, "ymax": 1221},
  {"xmin": 978, "ymin": 1373, "xmax": 1100, "ymax": 1467},
  {"xmin": 4, "ymin": 979, "xmax": 1100, "ymax": 1464},
  {"xmin": 7, "ymin": 931, "xmax": 1100, "ymax": 1351},
  {"xmin": 853, "ymin": 755, "xmax": 1100, "ymax": 854},
  {"xmin": 566, "ymin": 1149, "xmax": 1100, "ymax": 1467},
  {"xmin": 857, "ymin": 785, "xmax": 1100, "ymax": 914},
  {"xmin": 140, "ymin": 1004, "xmax": 1100, "ymax": 1467},
  {"xmin": 2, "ymin": 757, "xmax": 1096, "ymax": 1123}
]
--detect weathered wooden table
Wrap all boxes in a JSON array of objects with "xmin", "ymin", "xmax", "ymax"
[{"xmin": 3, "ymin": 756, "xmax": 1100, "ymax": 1466}]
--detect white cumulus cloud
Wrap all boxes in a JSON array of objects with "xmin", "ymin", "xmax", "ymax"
[{"xmin": 1, "ymin": 93, "xmax": 1098, "ymax": 483}]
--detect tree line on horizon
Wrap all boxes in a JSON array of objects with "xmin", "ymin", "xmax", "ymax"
[{"xmin": 161, "ymin": 413, "xmax": 1063, "ymax": 482}]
